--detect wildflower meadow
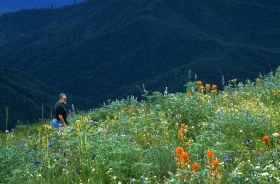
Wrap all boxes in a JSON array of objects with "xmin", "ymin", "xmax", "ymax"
[{"xmin": 1, "ymin": 68, "xmax": 280, "ymax": 183}]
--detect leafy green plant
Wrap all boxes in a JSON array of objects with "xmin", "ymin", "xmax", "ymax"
[{"xmin": 1, "ymin": 68, "xmax": 280, "ymax": 183}]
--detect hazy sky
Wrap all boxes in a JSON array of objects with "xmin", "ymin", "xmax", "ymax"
[{"xmin": 0, "ymin": 0, "xmax": 86, "ymax": 13}]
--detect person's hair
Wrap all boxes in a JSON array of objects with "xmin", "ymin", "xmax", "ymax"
[{"xmin": 59, "ymin": 93, "xmax": 66, "ymax": 99}]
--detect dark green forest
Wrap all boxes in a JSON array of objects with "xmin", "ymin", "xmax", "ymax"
[
  {"xmin": 0, "ymin": 68, "xmax": 57, "ymax": 130},
  {"xmin": 0, "ymin": 68, "xmax": 94, "ymax": 131},
  {"xmin": 0, "ymin": 0, "xmax": 280, "ymax": 130}
]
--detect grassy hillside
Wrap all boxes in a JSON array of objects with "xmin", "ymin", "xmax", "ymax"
[
  {"xmin": 0, "ymin": 68, "xmax": 280, "ymax": 183},
  {"xmin": 0, "ymin": 0, "xmax": 279, "ymax": 109}
]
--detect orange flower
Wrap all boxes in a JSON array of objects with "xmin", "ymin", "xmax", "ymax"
[
  {"xmin": 181, "ymin": 152, "xmax": 189, "ymax": 162},
  {"xmin": 206, "ymin": 150, "xmax": 214, "ymax": 159},
  {"xmin": 129, "ymin": 109, "xmax": 133, "ymax": 114},
  {"xmin": 278, "ymin": 132, "xmax": 280, "ymax": 136},
  {"xmin": 192, "ymin": 162, "xmax": 200, "ymax": 171},
  {"xmin": 181, "ymin": 124, "xmax": 185, "ymax": 129},
  {"xmin": 262, "ymin": 135, "xmax": 270, "ymax": 143},
  {"xmin": 205, "ymin": 84, "xmax": 211, "ymax": 89},
  {"xmin": 197, "ymin": 80, "xmax": 202, "ymax": 85},
  {"xmin": 123, "ymin": 107, "xmax": 127, "ymax": 111},
  {"xmin": 130, "ymin": 105, "xmax": 134, "ymax": 109},
  {"xmin": 212, "ymin": 84, "xmax": 217, "ymax": 90},
  {"xmin": 212, "ymin": 89, "xmax": 217, "ymax": 93},
  {"xmin": 199, "ymin": 85, "xmax": 205, "ymax": 90},
  {"xmin": 178, "ymin": 129, "xmax": 183, "ymax": 139},
  {"xmin": 212, "ymin": 159, "xmax": 219, "ymax": 168},
  {"xmin": 176, "ymin": 147, "xmax": 184, "ymax": 156},
  {"xmin": 185, "ymin": 141, "xmax": 190, "ymax": 147},
  {"xmin": 187, "ymin": 92, "xmax": 192, "ymax": 96},
  {"xmin": 136, "ymin": 109, "xmax": 140, "ymax": 113}
]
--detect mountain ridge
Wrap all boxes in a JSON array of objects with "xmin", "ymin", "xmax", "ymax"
[
  {"xmin": 0, "ymin": 0, "xmax": 280, "ymax": 115},
  {"xmin": 0, "ymin": 0, "xmax": 86, "ymax": 14}
]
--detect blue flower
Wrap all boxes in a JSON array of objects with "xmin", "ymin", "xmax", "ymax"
[
  {"xmin": 89, "ymin": 120, "xmax": 94, "ymax": 124},
  {"xmin": 157, "ymin": 135, "xmax": 162, "ymax": 139},
  {"xmin": 243, "ymin": 150, "xmax": 249, "ymax": 153},
  {"xmin": 146, "ymin": 142, "xmax": 150, "ymax": 146},
  {"xmin": 224, "ymin": 156, "xmax": 229, "ymax": 162},
  {"xmin": 48, "ymin": 142, "xmax": 53, "ymax": 148},
  {"xmin": 34, "ymin": 160, "xmax": 40, "ymax": 166},
  {"xmin": 129, "ymin": 174, "xmax": 134, "ymax": 179}
]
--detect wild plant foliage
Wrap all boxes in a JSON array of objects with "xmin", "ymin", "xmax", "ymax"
[{"xmin": 1, "ymin": 68, "xmax": 280, "ymax": 183}]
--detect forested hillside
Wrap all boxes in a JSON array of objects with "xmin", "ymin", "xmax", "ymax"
[
  {"xmin": 0, "ymin": 68, "xmax": 58, "ymax": 130},
  {"xmin": 0, "ymin": 68, "xmax": 93, "ymax": 131},
  {"xmin": 0, "ymin": 0, "xmax": 280, "ymax": 129}
]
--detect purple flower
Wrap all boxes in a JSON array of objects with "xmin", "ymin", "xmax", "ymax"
[
  {"xmin": 48, "ymin": 142, "xmax": 53, "ymax": 148},
  {"xmin": 34, "ymin": 160, "xmax": 40, "ymax": 166},
  {"xmin": 224, "ymin": 156, "xmax": 229, "ymax": 162},
  {"xmin": 157, "ymin": 135, "xmax": 162, "ymax": 139},
  {"xmin": 89, "ymin": 120, "xmax": 94, "ymax": 124}
]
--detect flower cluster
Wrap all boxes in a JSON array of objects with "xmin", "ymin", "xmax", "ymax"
[
  {"xmin": 175, "ymin": 146, "xmax": 200, "ymax": 181},
  {"xmin": 206, "ymin": 150, "xmax": 222, "ymax": 181},
  {"xmin": 197, "ymin": 80, "xmax": 218, "ymax": 93}
]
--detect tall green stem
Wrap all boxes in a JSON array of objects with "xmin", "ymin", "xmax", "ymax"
[{"xmin": 5, "ymin": 106, "xmax": 9, "ymax": 131}]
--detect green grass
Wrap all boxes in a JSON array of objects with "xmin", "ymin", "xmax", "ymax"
[{"xmin": 1, "ymin": 68, "xmax": 280, "ymax": 183}]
